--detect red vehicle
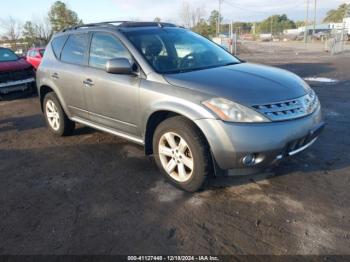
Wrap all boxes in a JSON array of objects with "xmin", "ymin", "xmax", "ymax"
[
  {"xmin": 26, "ymin": 48, "xmax": 45, "ymax": 69},
  {"xmin": 0, "ymin": 47, "xmax": 35, "ymax": 97}
]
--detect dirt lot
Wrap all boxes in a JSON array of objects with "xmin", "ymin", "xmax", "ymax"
[{"xmin": 0, "ymin": 43, "xmax": 349, "ymax": 255}]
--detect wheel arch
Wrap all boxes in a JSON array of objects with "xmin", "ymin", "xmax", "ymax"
[
  {"xmin": 39, "ymin": 85, "xmax": 70, "ymax": 117},
  {"xmin": 144, "ymin": 109, "xmax": 211, "ymax": 157}
]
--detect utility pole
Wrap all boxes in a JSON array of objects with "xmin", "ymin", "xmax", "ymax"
[
  {"xmin": 312, "ymin": 0, "xmax": 317, "ymax": 40},
  {"xmin": 270, "ymin": 16, "xmax": 273, "ymax": 37},
  {"xmin": 217, "ymin": 0, "xmax": 223, "ymax": 36},
  {"xmin": 304, "ymin": 0, "xmax": 310, "ymax": 44},
  {"xmin": 341, "ymin": 2, "xmax": 350, "ymax": 52}
]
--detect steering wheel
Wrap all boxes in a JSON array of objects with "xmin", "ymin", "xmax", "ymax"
[{"xmin": 179, "ymin": 53, "xmax": 196, "ymax": 69}]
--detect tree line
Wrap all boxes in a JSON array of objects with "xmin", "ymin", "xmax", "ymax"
[
  {"xmin": 0, "ymin": 1, "xmax": 348, "ymax": 50},
  {"xmin": 0, "ymin": 1, "xmax": 82, "ymax": 49},
  {"xmin": 180, "ymin": 2, "xmax": 349, "ymax": 38}
]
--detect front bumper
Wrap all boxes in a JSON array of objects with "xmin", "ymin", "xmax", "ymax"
[
  {"xmin": 0, "ymin": 78, "xmax": 35, "ymax": 94},
  {"xmin": 195, "ymin": 105, "xmax": 324, "ymax": 171}
]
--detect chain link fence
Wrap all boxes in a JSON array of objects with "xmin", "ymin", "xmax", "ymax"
[{"xmin": 325, "ymin": 33, "xmax": 348, "ymax": 55}]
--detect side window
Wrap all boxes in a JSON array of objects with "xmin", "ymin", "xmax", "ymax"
[
  {"xmin": 61, "ymin": 34, "xmax": 89, "ymax": 65},
  {"xmin": 89, "ymin": 33, "xmax": 132, "ymax": 70},
  {"xmin": 51, "ymin": 35, "xmax": 68, "ymax": 58}
]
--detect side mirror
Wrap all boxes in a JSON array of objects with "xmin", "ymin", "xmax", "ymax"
[{"xmin": 106, "ymin": 58, "xmax": 133, "ymax": 75}]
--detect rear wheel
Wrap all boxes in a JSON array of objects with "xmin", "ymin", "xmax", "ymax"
[
  {"xmin": 153, "ymin": 116, "xmax": 212, "ymax": 192},
  {"xmin": 43, "ymin": 92, "xmax": 75, "ymax": 136}
]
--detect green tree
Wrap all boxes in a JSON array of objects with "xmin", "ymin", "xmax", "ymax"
[
  {"xmin": 48, "ymin": 1, "xmax": 82, "ymax": 32},
  {"xmin": 231, "ymin": 22, "xmax": 253, "ymax": 34},
  {"xmin": 295, "ymin": 21, "xmax": 305, "ymax": 28},
  {"xmin": 323, "ymin": 4, "xmax": 350, "ymax": 23},
  {"xmin": 192, "ymin": 19, "xmax": 210, "ymax": 37},
  {"xmin": 22, "ymin": 21, "xmax": 37, "ymax": 47},
  {"xmin": 256, "ymin": 14, "xmax": 296, "ymax": 34},
  {"xmin": 22, "ymin": 19, "xmax": 52, "ymax": 47},
  {"xmin": 208, "ymin": 10, "xmax": 223, "ymax": 36}
]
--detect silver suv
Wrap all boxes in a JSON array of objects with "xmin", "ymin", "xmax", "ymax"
[{"xmin": 37, "ymin": 21, "xmax": 324, "ymax": 192}]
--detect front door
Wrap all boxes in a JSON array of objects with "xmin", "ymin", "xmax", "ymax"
[{"xmin": 83, "ymin": 32, "xmax": 140, "ymax": 136}]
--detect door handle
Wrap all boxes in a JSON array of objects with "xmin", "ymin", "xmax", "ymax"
[
  {"xmin": 51, "ymin": 73, "xmax": 59, "ymax": 79},
  {"xmin": 83, "ymin": 79, "xmax": 94, "ymax": 87}
]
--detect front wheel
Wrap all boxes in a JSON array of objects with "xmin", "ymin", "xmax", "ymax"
[{"xmin": 153, "ymin": 116, "xmax": 212, "ymax": 192}]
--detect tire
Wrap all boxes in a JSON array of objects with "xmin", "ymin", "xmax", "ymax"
[
  {"xmin": 153, "ymin": 116, "xmax": 212, "ymax": 192},
  {"xmin": 43, "ymin": 92, "xmax": 75, "ymax": 136}
]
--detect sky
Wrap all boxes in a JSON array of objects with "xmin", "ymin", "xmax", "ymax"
[{"xmin": 1, "ymin": 0, "xmax": 347, "ymax": 26}]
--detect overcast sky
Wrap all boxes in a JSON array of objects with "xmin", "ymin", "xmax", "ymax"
[{"xmin": 1, "ymin": 0, "xmax": 347, "ymax": 25}]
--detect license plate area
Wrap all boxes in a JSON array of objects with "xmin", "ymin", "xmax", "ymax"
[{"xmin": 282, "ymin": 122, "xmax": 325, "ymax": 157}]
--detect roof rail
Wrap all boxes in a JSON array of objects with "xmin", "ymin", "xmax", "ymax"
[
  {"xmin": 61, "ymin": 21, "xmax": 178, "ymax": 32},
  {"xmin": 61, "ymin": 21, "xmax": 129, "ymax": 32}
]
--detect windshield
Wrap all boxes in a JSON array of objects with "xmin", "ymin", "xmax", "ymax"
[
  {"xmin": 124, "ymin": 28, "xmax": 240, "ymax": 74},
  {"xmin": 39, "ymin": 49, "xmax": 45, "ymax": 56},
  {"xmin": 0, "ymin": 48, "xmax": 19, "ymax": 62}
]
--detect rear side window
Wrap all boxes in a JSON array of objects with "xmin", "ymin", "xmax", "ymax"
[
  {"xmin": 51, "ymin": 35, "xmax": 68, "ymax": 58},
  {"xmin": 61, "ymin": 34, "xmax": 89, "ymax": 65}
]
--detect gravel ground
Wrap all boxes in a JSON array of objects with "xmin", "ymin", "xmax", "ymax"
[{"xmin": 0, "ymin": 42, "xmax": 349, "ymax": 255}]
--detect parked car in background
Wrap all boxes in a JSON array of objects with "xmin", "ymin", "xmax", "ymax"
[
  {"xmin": 0, "ymin": 47, "xmax": 35, "ymax": 97},
  {"xmin": 37, "ymin": 21, "xmax": 324, "ymax": 192},
  {"xmin": 26, "ymin": 48, "xmax": 45, "ymax": 69}
]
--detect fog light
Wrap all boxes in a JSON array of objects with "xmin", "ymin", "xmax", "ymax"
[{"xmin": 242, "ymin": 154, "xmax": 256, "ymax": 166}]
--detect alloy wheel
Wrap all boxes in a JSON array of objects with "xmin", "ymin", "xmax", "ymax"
[
  {"xmin": 45, "ymin": 100, "xmax": 60, "ymax": 131},
  {"xmin": 158, "ymin": 132, "xmax": 194, "ymax": 182}
]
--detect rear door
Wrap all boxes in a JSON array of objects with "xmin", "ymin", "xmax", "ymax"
[
  {"xmin": 54, "ymin": 33, "xmax": 90, "ymax": 119},
  {"xmin": 82, "ymin": 32, "xmax": 141, "ymax": 136}
]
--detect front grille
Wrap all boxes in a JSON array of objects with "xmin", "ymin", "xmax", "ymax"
[
  {"xmin": 0, "ymin": 68, "xmax": 34, "ymax": 84},
  {"xmin": 252, "ymin": 90, "xmax": 319, "ymax": 121}
]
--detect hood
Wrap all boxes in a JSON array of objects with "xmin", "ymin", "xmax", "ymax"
[
  {"xmin": 0, "ymin": 58, "xmax": 31, "ymax": 72},
  {"xmin": 164, "ymin": 63, "xmax": 309, "ymax": 105}
]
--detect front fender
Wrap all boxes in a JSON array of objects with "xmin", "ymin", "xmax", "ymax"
[
  {"xmin": 141, "ymin": 98, "xmax": 215, "ymax": 133},
  {"xmin": 139, "ymin": 79, "xmax": 216, "ymax": 134}
]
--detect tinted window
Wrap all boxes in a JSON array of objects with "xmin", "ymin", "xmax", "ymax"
[
  {"xmin": 61, "ymin": 34, "xmax": 89, "ymax": 65},
  {"xmin": 89, "ymin": 33, "xmax": 132, "ymax": 69},
  {"xmin": 0, "ymin": 48, "xmax": 18, "ymax": 62},
  {"xmin": 51, "ymin": 35, "xmax": 68, "ymax": 58}
]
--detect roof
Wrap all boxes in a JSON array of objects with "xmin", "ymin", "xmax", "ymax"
[{"xmin": 61, "ymin": 21, "xmax": 178, "ymax": 33}]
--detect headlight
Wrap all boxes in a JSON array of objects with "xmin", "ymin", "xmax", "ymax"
[
  {"xmin": 202, "ymin": 98, "xmax": 270, "ymax": 123},
  {"xmin": 305, "ymin": 88, "xmax": 319, "ymax": 114}
]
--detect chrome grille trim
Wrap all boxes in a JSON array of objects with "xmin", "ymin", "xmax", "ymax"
[{"xmin": 252, "ymin": 91, "xmax": 319, "ymax": 121}]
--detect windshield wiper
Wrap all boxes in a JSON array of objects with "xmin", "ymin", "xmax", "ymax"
[
  {"xmin": 163, "ymin": 62, "xmax": 241, "ymax": 74},
  {"xmin": 221, "ymin": 62, "xmax": 240, "ymax": 67}
]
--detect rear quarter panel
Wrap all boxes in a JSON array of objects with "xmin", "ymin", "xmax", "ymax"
[{"xmin": 36, "ymin": 46, "xmax": 72, "ymax": 117}]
